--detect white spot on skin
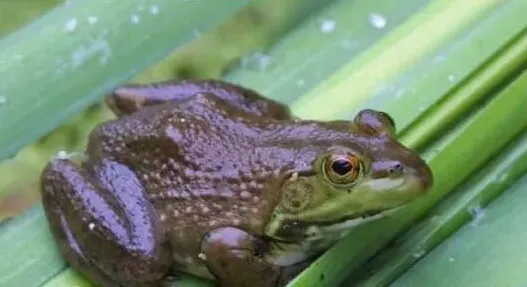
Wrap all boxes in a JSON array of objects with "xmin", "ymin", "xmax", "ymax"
[
  {"xmin": 150, "ymin": 5, "xmax": 160, "ymax": 15},
  {"xmin": 87, "ymin": 16, "xmax": 98, "ymax": 25},
  {"xmin": 160, "ymin": 213, "xmax": 167, "ymax": 222},
  {"xmin": 180, "ymin": 118, "xmax": 186, "ymax": 123},
  {"xmin": 449, "ymin": 257, "xmax": 455, "ymax": 262},
  {"xmin": 185, "ymin": 206, "xmax": 193, "ymax": 213},
  {"xmin": 320, "ymin": 19, "xmax": 336, "ymax": 33},
  {"xmin": 173, "ymin": 210, "xmax": 180, "ymax": 217},
  {"xmin": 240, "ymin": 191, "xmax": 251, "ymax": 198},
  {"xmin": 198, "ymin": 253, "xmax": 207, "ymax": 260},
  {"xmin": 296, "ymin": 79, "xmax": 305, "ymax": 87},
  {"xmin": 64, "ymin": 18, "xmax": 78, "ymax": 32},
  {"xmin": 0, "ymin": 95, "xmax": 6, "ymax": 104},
  {"xmin": 131, "ymin": 14, "xmax": 140, "ymax": 24},
  {"xmin": 289, "ymin": 172, "xmax": 299, "ymax": 181},
  {"xmin": 369, "ymin": 13, "xmax": 387, "ymax": 29},
  {"xmin": 88, "ymin": 222, "xmax": 95, "ymax": 230}
]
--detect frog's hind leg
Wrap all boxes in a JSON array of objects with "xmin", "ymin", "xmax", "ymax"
[
  {"xmin": 48, "ymin": 211, "xmax": 124, "ymax": 287},
  {"xmin": 106, "ymin": 79, "xmax": 292, "ymax": 120},
  {"xmin": 41, "ymin": 159, "xmax": 172, "ymax": 287}
]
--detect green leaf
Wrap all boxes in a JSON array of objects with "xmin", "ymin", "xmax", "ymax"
[
  {"xmin": 392, "ymin": 174, "xmax": 527, "ymax": 287},
  {"xmin": 0, "ymin": 0, "xmax": 251, "ymax": 162}
]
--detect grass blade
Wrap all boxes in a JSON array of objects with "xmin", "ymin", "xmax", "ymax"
[
  {"xmin": 392, "ymin": 174, "xmax": 527, "ymax": 287},
  {"xmin": 0, "ymin": 0, "xmax": 250, "ymax": 161}
]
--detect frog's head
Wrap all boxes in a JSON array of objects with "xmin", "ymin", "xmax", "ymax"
[{"xmin": 265, "ymin": 109, "xmax": 433, "ymax": 244}]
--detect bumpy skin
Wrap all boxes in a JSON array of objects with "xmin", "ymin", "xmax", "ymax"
[{"xmin": 40, "ymin": 80, "xmax": 433, "ymax": 287}]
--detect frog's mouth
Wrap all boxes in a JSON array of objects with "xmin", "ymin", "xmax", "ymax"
[{"xmin": 269, "ymin": 205, "xmax": 403, "ymax": 243}]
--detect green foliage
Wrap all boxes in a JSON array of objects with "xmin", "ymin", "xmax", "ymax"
[{"xmin": 0, "ymin": 0, "xmax": 526, "ymax": 286}]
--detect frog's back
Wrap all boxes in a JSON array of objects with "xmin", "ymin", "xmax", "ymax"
[{"xmin": 85, "ymin": 95, "xmax": 295, "ymax": 276}]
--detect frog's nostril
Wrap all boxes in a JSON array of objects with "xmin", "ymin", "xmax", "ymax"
[{"xmin": 388, "ymin": 162, "xmax": 404, "ymax": 176}]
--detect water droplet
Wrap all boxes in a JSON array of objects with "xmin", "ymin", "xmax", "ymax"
[
  {"xmin": 64, "ymin": 18, "xmax": 78, "ymax": 32},
  {"xmin": 412, "ymin": 248, "xmax": 425, "ymax": 258},
  {"xmin": 448, "ymin": 257, "xmax": 455, "ymax": 262},
  {"xmin": 448, "ymin": 74, "xmax": 455, "ymax": 82},
  {"xmin": 70, "ymin": 38, "xmax": 112, "ymax": 68},
  {"xmin": 193, "ymin": 29, "xmax": 202, "ymax": 38},
  {"xmin": 150, "ymin": 5, "xmax": 160, "ymax": 15},
  {"xmin": 497, "ymin": 172, "xmax": 509, "ymax": 182},
  {"xmin": 131, "ymin": 14, "xmax": 140, "ymax": 24},
  {"xmin": 87, "ymin": 16, "xmax": 98, "ymax": 25},
  {"xmin": 469, "ymin": 205, "xmax": 485, "ymax": 226},
  {"xmin": 296, "ymin": 79, "xmax": 305, "ymax": 87},
  {"xmin": 340, "ymin": 39, "xmax": 353, "ymax": 49},
  {"xmin": 369, "ymin": 13, "xmax": 387, "ymax": 29},
  {"xmin": 241, "ymin": 52, "xmax": 273, "ymax": 71},
  {"xmin": 320, "ymin": 19, "xmax": 336, "ymax": 33},
  {"xmin": 433, "ymin": 55, "xmax": 446, "ymax": 63},
  {"xmin": 0, "ymin": 95, "xmax": 6, "ymax": 105},
  {"xmin": 55, "ymin": 150, "xmax": 69, "ymax": 159},
  {"xmin": 12, "ymin": 54, "xmax": 24, "ymax": 61}
]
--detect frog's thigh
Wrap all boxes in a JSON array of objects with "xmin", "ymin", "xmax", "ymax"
[
  {"xmin": 107, "ymin": 79, "xmax": 292, "ymax": 120},
  {"xmin": 200, "ymin": 227, "xmax": 280, "ymax": 287},
  {"xmin": 41, "ymin": 159, "xmax": 171, "ymax": 287}
]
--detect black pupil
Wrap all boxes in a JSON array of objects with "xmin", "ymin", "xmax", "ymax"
[{"xmin": 331, "ymin": 159, "xmax": 352, "ymax": 175}]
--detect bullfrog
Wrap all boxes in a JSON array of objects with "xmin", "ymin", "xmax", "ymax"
[{"xmin": 40, "ymin": 79, "xmax": 433, "ymax": 287}]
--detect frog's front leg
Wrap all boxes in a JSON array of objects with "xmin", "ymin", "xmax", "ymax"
[
  {"xmin": 106, "ymin": 79, "xmax": 292, "ymax": 120},
  {"xmin": 41, "ymin": 159, "xmax": 172, "ymax": 287},
  {"xmin": 200, "ymin": 227, "xmax": 285, "ymax": 287}
]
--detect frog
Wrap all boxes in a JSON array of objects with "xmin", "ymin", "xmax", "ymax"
[{"xmin": 40, "ymin": 79, "xmax": 433, "ymax": 287}]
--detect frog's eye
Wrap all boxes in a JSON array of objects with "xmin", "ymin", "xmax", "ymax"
[{"xmin": 322, "ymin": 154, "xmax": 363, "ymax": 186}]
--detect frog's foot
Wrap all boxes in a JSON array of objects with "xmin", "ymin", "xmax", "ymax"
[
  {"xmin": 106, "ymin": 79, "xmax": 292, "ymax": 120},
  {"xmin": 41, "ymin": 159, "xmax": 172, "ymax": 287},
  {"xmin": 200, "ymin": 227, "xmax": 282, "ymax": 287}
]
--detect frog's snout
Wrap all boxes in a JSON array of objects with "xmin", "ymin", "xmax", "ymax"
[
  {"xmin": 415, "ymin": 162, "xmax": 434, "ymax": 192},
  {"xmin": 402, "ymin": 157, "xmax": 434, "ymax": 193}
]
